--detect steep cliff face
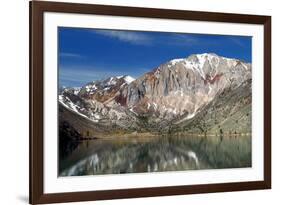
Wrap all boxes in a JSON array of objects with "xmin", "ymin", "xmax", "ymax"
[{"xmin": 118, "ymin": 53, "xmax": 251, "ymax": 120}]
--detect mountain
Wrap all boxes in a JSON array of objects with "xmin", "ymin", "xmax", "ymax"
[
  {"xmin": 79, "ymin": 75, "xmax": 135, "ymax": 102},
  {"xmin": 59, "ymin": 75, "xmax": 139, "ymax": 129},
  {"xmin": 59, "ymin": 53, "xmax": 252, "ymax": 136},
  {"xmin": 117, "ymin": 53, "xmax": 250, "ymax": 119}
]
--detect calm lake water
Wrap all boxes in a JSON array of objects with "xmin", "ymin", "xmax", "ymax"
[{"xmin": 59, "ymin": 134, "xmax": 251, "ymax": 176}]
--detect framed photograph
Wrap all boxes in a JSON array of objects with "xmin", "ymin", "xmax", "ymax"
[{"xmin": 30, "ymin": 1, "xmax": 271, "ymax": 204}]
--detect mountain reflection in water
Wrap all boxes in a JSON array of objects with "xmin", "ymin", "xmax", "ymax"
[{"xmin": 59, "ymin": 134, "xmax": 251, "ymax": 176}]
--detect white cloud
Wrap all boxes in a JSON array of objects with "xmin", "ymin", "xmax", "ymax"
[
  {"xmin": 175, "ymin": 34, "xmax": 199, "ymax": 44},
  {"xmin": 94, "ymin": 30, "xmax": 152, "ymax": 45},
  {"xmin": 92, "ymin": 30, "xmax": 209, "ymax": 47},
  {"xmin": 60, "ymin": 52, "xmax": 83, "ymax": 58},
  {"xmin": 228, "ymin": 37, "xmax": 248, "ymax": 48}
]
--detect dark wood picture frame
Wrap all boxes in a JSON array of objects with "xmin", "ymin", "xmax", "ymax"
[{"xmin": 30, "ymin": 1, "xmax": 271, "ymax": 204}]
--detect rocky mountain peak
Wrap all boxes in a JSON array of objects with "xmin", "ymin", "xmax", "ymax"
[
  {"xmin": 59, "ymin": 53, "xmax": 252, "ymax": 129},
  {"xmin": 117, "ymin": 53, "xmax": 251, "ymax": 120}
]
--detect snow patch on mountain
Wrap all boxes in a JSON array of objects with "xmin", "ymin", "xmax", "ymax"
[
  {"xmin": 85, "ymin": 84, "xmax": 97, "ymax": 93},
  {"xmin": 170, "ymin": 58, "xmax": 184, "ymax": 66},
  {"xmin": 106, "ymin": 77, "xmax": 117, "ymax": 86},
  {"xmin": 59, "ymin": 95, "xmax": 100, "ymax": 122},
  {"xmin": 59, "ymin": 95, "xmax": 90, "ymax": 120},
  {"xmin": 175, "ymin": 112, "xmax": 197, "ymax": 124},
  {"xmin": 123, "ymin": 75, "xmax": 135, "ymax": 84}
]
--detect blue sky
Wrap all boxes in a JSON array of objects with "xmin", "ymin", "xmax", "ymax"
[{"xmin": 58, "ymin": 27, "xmax": 252, "ymax": 87}]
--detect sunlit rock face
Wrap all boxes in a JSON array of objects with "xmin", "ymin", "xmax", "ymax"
[{"xmin": 118, "ymin": 53, "xmax": 251, "ymax": 120}]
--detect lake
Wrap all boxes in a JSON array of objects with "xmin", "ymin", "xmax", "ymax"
[{"xmin": 59, "ymin": 134, "xmax": 251, "ymax": 176}]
